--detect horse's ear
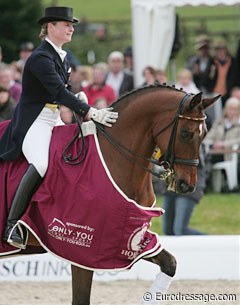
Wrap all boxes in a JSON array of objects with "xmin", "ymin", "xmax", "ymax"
[
  {"xmin": 201, "ymin": 95, "xmax": 221, "ymax": 109},
  {"xmin": 189, "ymin": 92, "xmax": 203, "ymax": 110}
]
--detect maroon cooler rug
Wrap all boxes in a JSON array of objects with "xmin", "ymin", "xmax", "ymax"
[{"xmin": 0, "ymin": 121, "xmax": 164, "ymax": 270}]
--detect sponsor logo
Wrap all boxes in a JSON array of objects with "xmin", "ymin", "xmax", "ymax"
[
  {"xmin": 121, "ymin": 223, "xmax": 151, "ymax": 260},
  {"xmin": 48, "ymin": 218, "xmax": 94, "ymax": 248}
]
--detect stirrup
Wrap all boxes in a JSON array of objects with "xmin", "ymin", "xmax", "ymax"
[{"xmin": 7, "ymin": 223, "xmax": 28, "ymax": 250}]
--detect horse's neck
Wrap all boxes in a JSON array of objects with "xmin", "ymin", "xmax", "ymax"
[
  {"xmin": 98, "ymin": 100, "xmax": 156, "ymax": 207},
  {"xmin": 98, "ymin": 88, "xmax": 183, "ymax": 205},
  {"xmin": 99, "ymin": 134, "xmax": 155, "ymax": 207}
]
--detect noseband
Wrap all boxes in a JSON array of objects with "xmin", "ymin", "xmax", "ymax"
[{"xmin": 154, "ymin": 93, "xmax": 206, "ymax": 170}]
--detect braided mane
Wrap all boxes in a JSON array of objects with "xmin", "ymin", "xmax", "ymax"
[{"xmin": 110, "ymin": 82, "xmax": 186, "ymax": 108}]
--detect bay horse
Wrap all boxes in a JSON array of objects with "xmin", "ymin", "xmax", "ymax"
[{"xmin": 0, "ymin": 84, "xmax": 218, "ymax": 305}]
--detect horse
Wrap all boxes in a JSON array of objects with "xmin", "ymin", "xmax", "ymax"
[{"xmin": 0, "ymin": 84, "xmax": 219, "ymax": 305}]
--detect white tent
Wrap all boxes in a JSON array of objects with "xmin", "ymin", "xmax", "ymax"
[{"xmin": 131, "ymin": 0, "xmax": 240, "ymax": 86}]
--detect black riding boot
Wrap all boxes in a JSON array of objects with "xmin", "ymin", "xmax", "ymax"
[{"xmin": 4, "ymin": 164, "xmax": 43, "ymax": 249}]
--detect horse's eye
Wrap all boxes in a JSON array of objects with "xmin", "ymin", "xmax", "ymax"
[{"xmin": 180, "ymin": 129, "xmax": 194, "ymax": 141}]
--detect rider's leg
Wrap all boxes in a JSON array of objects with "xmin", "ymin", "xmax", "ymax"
[
  {"xmin": 5, "ymin": 107, "xmax": 63, "ymax": 249},
  {"xmin": 5, "ymin": 164, "xmax": 43, "ymax": 249}
]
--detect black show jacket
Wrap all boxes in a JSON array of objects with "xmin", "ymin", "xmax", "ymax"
[{"xmin": 0, "ymin": 40, "xmax": 90, "ymax": 160}]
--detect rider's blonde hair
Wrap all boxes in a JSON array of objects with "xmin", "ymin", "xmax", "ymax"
[
  {"xmin": 39, "ymin": 23, "xmax": 48, "ymax": 40},
  {"xmin": 39, "ymin": 22, "xmax": 57, "ymax": 40}
]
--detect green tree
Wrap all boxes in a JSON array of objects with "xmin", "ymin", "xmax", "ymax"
[{"xmin": 0, "ymin": 0, "xmax": 43, "ymax": 62}]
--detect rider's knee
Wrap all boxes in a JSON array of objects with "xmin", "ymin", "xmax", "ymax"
[{"xmin": 35, "ymin": 161, "xmax": 48, "ymax": 178}]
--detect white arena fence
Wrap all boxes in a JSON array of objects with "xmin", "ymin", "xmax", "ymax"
[{"xmin": 0, "ymin": 236, "xmax": 239, "ymax": 282}]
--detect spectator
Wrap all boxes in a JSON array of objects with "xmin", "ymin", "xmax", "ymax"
[
  {"xmin": 70, "ymin": 65, "xmax": 84, "ymax": 94},
  {"xmin": 0, "ymin": 64, "xmax": 22, "ymax": 102},
  {"xmin": 10, "ymin": 62, "xmax": 23, "ymax": 84},
  {"xmin": 123, "ymin": 46, "xmax": 133, "ymax": 75},
  {"xmin": 17, "ymin": 42, "xmax": 34, "ymax": 70},
  {"xmin": 80, "ymin": 65, "xmax": 93, "ymax": 88},
  {"xmin": 106, "ymin": 51, "xmax": 134, "ymax": 97},
  {"xmin": 65, "ymin": 49, "xmax": 80, "ymax": 68},
  {"xmin": 83, "ymin": 63, "xmax": 116, "ymax": 106},
  {"xmin": 230, "ymin": 86, "xmax": 240, "ymax": 101},
  {"xmin": 186, "ymin": 34, "xmax": 214, "ymax": 93},
  {"xmin": 159, "ymin": 147, "xmax": 206, "ymax": 235},
  {"xmin": 202, "ymin": 39, "xmax": 236, "ymax": 106},
  {"xmin": 156, "ymin": 69, "xmax": 168, "ymax": 84},
  {"xmin": 93, "ymin": 97, "xmax": 108, "ymax": 109},
  {"xmin": 0, "ymin": 85, "xmax": 16, "ymax": 122},
  {"xmin": 142, "ymin": 66, "xmax": 156, "ymax": 86},
  {"xmin": 175, "ymin": 68, "xmax": 200, "ymax": 94},
  {"xmin": 232, "ymin": 38, "xmax": 240, "ymax": 89},
  {"xmin": 204, "ymin": 97, "xmax": 240, "ymax": 163}
]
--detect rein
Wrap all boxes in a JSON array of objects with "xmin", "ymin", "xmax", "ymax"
[
  {"xmin": 62, "ymin": 92, "xmax": 206, "ymax": 178},
  {"xmin": 62, "ymin": 112, "xmax": 87, "ymax": 165},
  {"xmin": 95, "ymin": 93, "xmax": 206, "ymax": 178},
  {"xmin": 95, "ymin": 122, "xmax": 164, "ymax": 179}
]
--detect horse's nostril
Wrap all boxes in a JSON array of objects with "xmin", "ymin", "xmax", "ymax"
[
  {"xmin": 177, "ymin": 179, "xmax": 189, "ymax": 193},
  {"xmin": 177, "ymin": 180, "xmax": 195, "ymax": 193},
  {"xmin": 188, "ymin": 185, "xmax": 195, "ymax": 193}
]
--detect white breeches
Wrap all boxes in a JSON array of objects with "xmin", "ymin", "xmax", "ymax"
[{"xmin": 22, "ymin": 107, "xmax": 64, "ymax": 177}]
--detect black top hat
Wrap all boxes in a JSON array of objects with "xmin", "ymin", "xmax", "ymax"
[{"xmin": 38, "ymin": 7, "xmax": 78, "ymax": 25}]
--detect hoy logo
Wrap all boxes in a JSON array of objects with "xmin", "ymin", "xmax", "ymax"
[{"xmin": 121, "ymin": 223, "xmax": 150, "ymax": 260}]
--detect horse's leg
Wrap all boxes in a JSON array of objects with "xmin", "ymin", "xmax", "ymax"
[
  {"xmin": 71, "ymin": 265, "xmax": 94, "ymax": 305},
  {"xmin": 140, "ymin": 249, "xmax": 177, "ymax": 304}
]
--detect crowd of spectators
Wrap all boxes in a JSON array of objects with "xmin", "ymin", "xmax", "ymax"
[
  {"xmin": 1, "ymin": 36, "xmax": 239, "ymax": 175},
  {"xmin": 0, "ymin": 42, "xmax": 33, "ymax": 121},
  {"xmin": 82, "ymin": 62, "xmax": 116, "ymax": 107},
  {"xmin": 0, "ymin": 43, "xmax": 135, "ymax": 123},
  {"xmin": 0, "ymin": 85, "xmax": 16, "ymax": 122},
  {"xmin": 185, "ymin": 35, "xmax": 240, "ymax": 192},
  {"xmin": 146, "ymin": 34, "xmax": 240, "ymax": 235}
]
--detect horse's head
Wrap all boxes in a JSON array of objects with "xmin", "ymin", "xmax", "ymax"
[{"xmin": 154, "ymin": 91, "xmax": 219, "ymax": 193}]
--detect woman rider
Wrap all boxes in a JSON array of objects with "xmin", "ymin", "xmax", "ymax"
[{"xmin": 0, "ymin": 7, "xmax": 118, "ymax": 249}]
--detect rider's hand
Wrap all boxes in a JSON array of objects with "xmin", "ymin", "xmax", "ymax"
[
  {"xmin": 75, "ymin": 91, "xmax": 88, "ymax": 104},
  {"xmin": 87, "ymin": 107, "xmax": 118, "ymax": 127}
]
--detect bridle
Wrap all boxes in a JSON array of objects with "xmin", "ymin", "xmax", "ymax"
[
  {"xmin": 63, "ymin": 93, "xmax": 206, "ymax": 180},
  {"xmin": 153, "ymin": 93, "xmax": 206, "ymax": 170},
  {"xmin": 95, "ymin": 92, "xmax": 207, "ymax": 180}
]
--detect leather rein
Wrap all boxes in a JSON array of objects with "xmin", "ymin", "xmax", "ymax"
[{"xmin": 95, "ymin": 93, "xmax": 207, "ymax": 179}]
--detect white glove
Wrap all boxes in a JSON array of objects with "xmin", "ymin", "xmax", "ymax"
[
  {"xmin": 75, "ymin": 91, "xmax": 88, "ymax": 104},
  {"xmin": 87, "ymin": 107, "xmax": 118, "ymax": 127}
]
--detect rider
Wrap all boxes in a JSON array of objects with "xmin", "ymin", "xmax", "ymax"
[{"xmin": 0, "ymin": 6, "xmax": 118, "ymax": 249}]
